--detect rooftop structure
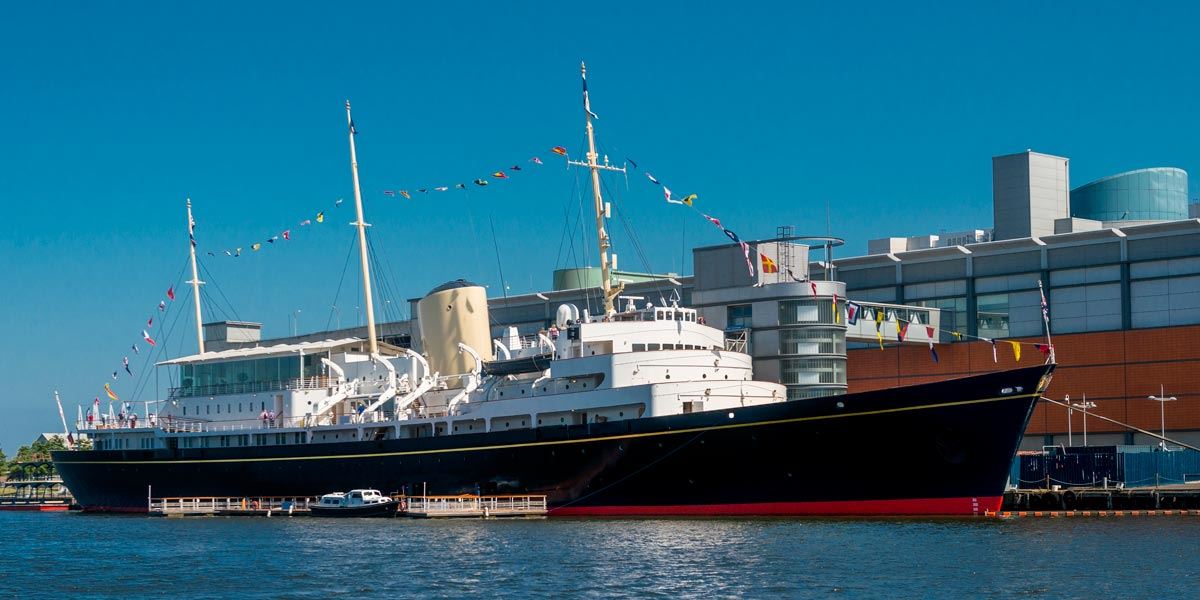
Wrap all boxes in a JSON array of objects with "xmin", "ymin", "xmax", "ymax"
[{"xmin": 992, "ymin": 150, "xmax": 1071, "ymax": 241}]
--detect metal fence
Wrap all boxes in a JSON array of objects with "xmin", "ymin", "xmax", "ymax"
[{"xmin": 1017, "ymin": 447, "xmax": 1200, "ymax": 488}]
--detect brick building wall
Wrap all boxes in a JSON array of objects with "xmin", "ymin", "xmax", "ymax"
[{"xmin": 846, "ymin": 325, "xmax": 1200, "ymax": 442}]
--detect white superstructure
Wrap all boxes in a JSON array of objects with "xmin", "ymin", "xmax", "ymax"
[
  {"xmin": 79, "ymin": 64, "xmax": 784, "ymax": 453},
  {"xmin": 85, "ymin": 298, "xmax": 784, "ymax": 451}
]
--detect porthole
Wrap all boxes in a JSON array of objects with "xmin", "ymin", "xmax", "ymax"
[
  {"xmin": 538, "ymin": 419, "xmax": 543, "ymax": 425},
  {"xmin": 618, "ymin": 412, "xmax": 624, "ymax": 417},
  {"xmin": 665, "ymin": 374, "xmax": 671, "ymax": 379},
  {"xmin": 724, "ymin": 375, "xmax": 729, "ymax": 379},
  {"xmin": 702, "ymin": 374, "xmax": 707, "ymax": 379}
]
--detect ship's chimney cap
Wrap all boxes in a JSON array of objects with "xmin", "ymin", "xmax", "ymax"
[{"xmin": 426, "ymin": 279, "xmax": 484, "ymax": 296}]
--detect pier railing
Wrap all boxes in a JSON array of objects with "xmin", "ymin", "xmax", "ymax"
[
  {"xmin": 405, "ymin": 495, "xmax": 548, "ymax": 515},
  {"xmin": 150, "ymin": 496, "xmax": 316, "ymax": 515}
]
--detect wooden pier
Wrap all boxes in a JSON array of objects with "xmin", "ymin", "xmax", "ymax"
[
  {"xmin": 404, "ymin": 495, "xmax": 548, "ymax": 519},
  {"xmin": 1003, "ymin": 484, "xmax": 1200, "ymax": 512},
  {"xmin": 148, "ymin": 494, "xmax": 547, "ymax": 519},
  {"xmin": 149, "ymin": 496, "xmax": 314, "ymax": 517}
]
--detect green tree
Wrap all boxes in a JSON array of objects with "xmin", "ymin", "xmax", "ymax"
[{"xmin": 0, "ymin": 447, "xmax": 8, "ymax": 478}]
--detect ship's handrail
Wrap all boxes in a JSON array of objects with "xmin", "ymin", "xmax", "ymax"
[{"xmin": 79, "ymin": 409, "xmax": 406, "ymax": 436}]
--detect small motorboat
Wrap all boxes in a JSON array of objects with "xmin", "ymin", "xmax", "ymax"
[{"xmin": 310, "ymin": 489, "xmax": 400, "ymax": 518}]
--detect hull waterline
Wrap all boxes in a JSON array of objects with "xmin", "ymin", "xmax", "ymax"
[{"xmin": 54, "ymin": 365, "xmax": 1052, "ymax": 516}]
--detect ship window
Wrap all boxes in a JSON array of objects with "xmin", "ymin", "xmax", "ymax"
[
  {"xmin": 217, "ymin": 405, "xmax": 221, "ymax": 414},
  {"xmin": 207, "ymin": 405, "xmax": 211, "ymax": 415},
  {"xmin": 239, "ymin": 403, "xmax": 243, "ymax": 412},
  {"xmin": 633, "ymin": 344, "xmax": 646, "ymax": 352},
  {"xmin": 183, "ymin": 406, "xmax": 187, "ymax": 416},
  {"xmin": 261, "ymin": 401, "xmax": 265, "ymax": 411}
]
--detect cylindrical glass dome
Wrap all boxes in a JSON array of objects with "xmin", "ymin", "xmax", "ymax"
[{"xmin": 1070, "ymin": 167, "xmax": 1188, "ymax": 222}]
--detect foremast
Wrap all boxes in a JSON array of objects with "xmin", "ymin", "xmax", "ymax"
[
  {"xmin": 567, "ymin": 62, "xmax": 626, "ymax": 318},
  {"xmin": 345, "ymin": 100, "xmax": 379, "ymax": 355},
  {"xmin": 185, "ymin": 198, "xmax": 205, "ymax": 353}
]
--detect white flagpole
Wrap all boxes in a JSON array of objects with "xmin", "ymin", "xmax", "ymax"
[
  {"xmin": 54, "ymin": 391, "xmax": 73, "ymax": 449},
  {"xmin": 1037, "ymin": 279, "xmax": 1055, "ymax": 363}
]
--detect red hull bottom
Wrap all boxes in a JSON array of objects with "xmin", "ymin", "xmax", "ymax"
[
  {"xmin": 550, "ymin": 496, "xmax": 1003, "ymax": 517},
  {"xmin": 0, "ymin": 504, "xmax": 71, "ymax": 512}
]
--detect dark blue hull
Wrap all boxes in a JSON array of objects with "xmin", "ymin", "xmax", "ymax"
[{"xmin": 53, "ymin": 365, "xmax": 1052, "ymax": 516}]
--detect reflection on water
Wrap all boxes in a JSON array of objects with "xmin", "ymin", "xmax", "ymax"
[{"xmin": 2, "ymin": 513, "xmax": 1199, "ymax": 598}]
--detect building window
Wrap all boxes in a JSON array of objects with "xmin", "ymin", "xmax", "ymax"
[
  {"xmin": 727, "ymin": 304, "xmax": 752, "ymax": 330},
  {"xmin": 780, "ymin": 300, "xmax": 838, "ymax": 325},
  {"xmin": 780, "ymin": 328, "xmax": 845, "ymax": 355},
  {"xmin": 975, "ymin": 294, "xmax": 1009, "ymax": 339},
  {"xmin": 780, "ymin": 357, "xmax": 846, "ymax": 385},
  {"xmin": 976, "ymin": 290, "xmax": 1044, "ymax": 337},
  {"xmin": 913, "ymin": 297, "xmax": 967, "ymax": 337}
]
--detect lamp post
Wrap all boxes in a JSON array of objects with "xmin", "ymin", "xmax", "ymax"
[
  {"xmin": 1064, "ymin": 394, "xmax": 1072, "ymax": 447},
  {"xmin": 290, "ymin": 309, "xmax": 302, "ymax": 337},
  {"xmin": 1071, "ymin": 395, "xmax": 1097, "ymax": 447},
  {"xmin": 1148, "ymin": 384, "xmax": 1177, "ymax": 451}
]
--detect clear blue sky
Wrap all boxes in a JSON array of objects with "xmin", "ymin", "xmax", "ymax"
[{"xmin": 1, "ymin": 1, "xmax": 1197, "ymax": 451}]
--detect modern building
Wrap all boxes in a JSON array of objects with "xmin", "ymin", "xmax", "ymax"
[
  {"xmin": 992, "ymin": 151, "xmax": 1070, "ymax": 241},
  {"xmin": 840, "ymin": 218, "xmax": 1200, "ymax": 450},
  {"xmin": 209, "ymin": 148, "xmax": 1199, "ymax": 457},
  {"xmin": 1069, "ymin": 167, "xmax": 1189, "ymax": 224},
  {"xmin": 867, "ymin": 230, "xmax": 992, "ymax": 255}
]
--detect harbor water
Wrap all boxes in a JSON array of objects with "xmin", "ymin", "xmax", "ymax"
[{"xmin": 3, "ymin": 513, "xmax": 1199, "ymax": 598}]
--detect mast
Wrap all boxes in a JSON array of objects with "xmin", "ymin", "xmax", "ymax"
[
  {"xmin": 186, "ymin": 198, "xmax": 205, "ymax": 353},
  {"xmin": 346, "ymin": 100, "xmax": 378, "ymax": 354},
  {"xmin": 567, "ymin": 62, "xmax": 626, "ymax": 317}
]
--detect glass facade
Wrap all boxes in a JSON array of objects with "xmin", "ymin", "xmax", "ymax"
[
  {"xmin": 726, "ymin": 304, "xmax": 752, "ymax": 330},
  {"xmin": 914, "ymin": 297, "xmax": 968, "ymax": 337},
  {"xmin": 178, "ymin": 356, "xmax": 303, "ymax": 397},
  {"xmin": 778, "ymin": 299, "xmax": 847, "ymax": 397},
  {"xmin": 1070, "ymin": 168, "xmax": 1188, "ymax": 222},
  {"xmin": 975, "ymin": 294, "xmax": 1010, "ymax": 338}
]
